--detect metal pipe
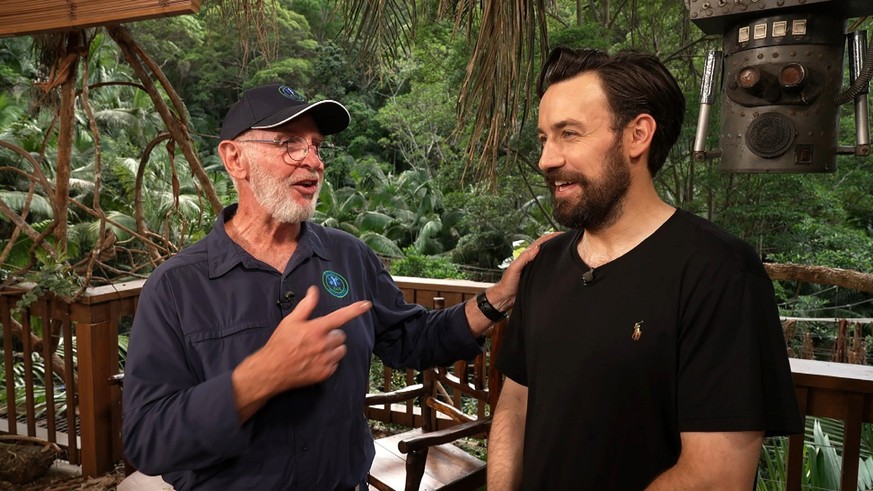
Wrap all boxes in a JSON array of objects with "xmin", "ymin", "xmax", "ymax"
[
  {"xmin": 693, "ymin": 50, "xmax": 722, "ymax": 160},
  {"xmin": 848, "ymin": 30, "xmax": 870, "ymax": 150}
]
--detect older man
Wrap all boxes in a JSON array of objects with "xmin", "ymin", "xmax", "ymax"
[{"xmin": 122, "ymin": 84, "xmax": 544, "ymax": 490}]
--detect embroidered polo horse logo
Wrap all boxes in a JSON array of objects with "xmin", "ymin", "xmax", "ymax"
[{"xmin": 632, "ymin": 321, "xmax": 644, "ymax": 341}]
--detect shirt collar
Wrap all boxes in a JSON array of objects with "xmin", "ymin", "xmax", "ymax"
[{"xmin": 206, "ymin": 204, "xmax": 332, "ymax": 278}]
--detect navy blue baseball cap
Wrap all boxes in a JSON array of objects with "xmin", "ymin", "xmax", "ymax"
[{"xmin": 219, "ymin": 84, "xmax": 350, "ymax": 141}]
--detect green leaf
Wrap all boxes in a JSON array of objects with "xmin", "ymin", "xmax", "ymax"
[
  {"xmin": 357, "ymin": 211, "xmax": 394, "ymax": 233},
  {"xmin": 360, "ymin": 232, "xmax": 403, "ymax": 257}
]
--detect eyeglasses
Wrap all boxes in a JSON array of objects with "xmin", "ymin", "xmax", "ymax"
[{"xmin": 235, "ymin": 135, "xmax": 334, "ymax": 163}]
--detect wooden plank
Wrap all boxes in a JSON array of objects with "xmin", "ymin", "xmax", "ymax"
[
  {"xmin": 77, "ymin": 321, "xmax": 114, "ymax": 476},
  {"xmin": 439, "ymin": 291, "xmax": 465, "ymax": 307},
  {"xmin": 841, "ymin": 393, "xmax": 864, "ymax": 491},
  {"xmin": 392, "ymin": 276, "xmax": 492, "ymax": 296},
  {"xmin": 62, "ymin": 309, "xmax": 80, "ymax": 465},
  {"xmin": 790, "ymin": 358, "xmax": 873, "ymax": 393},
  {"xmin": 803, "ymin": 387, "xmax": 873, "ymax": 422},
  {"xmin": 399, "ymin": 287, "xmax": 414, "ymax": 305},
  {"xmin": 21, "ymin": 308, "xmax": 36, "ymax": 436},
  {"xmin": 786, "ymin": 387, "xmax": 808, "ymax": 491},
  {"xmin": 1, "ymin": 296, "xmax": 17, "ymax": 434},
  {"xmin": 106, "ymin": 299, "xmax": 123, "ymax": 463},
  {"xmin": 415, "ymin": 290, "xmax": 440, "ymax": 308},
  {"xmin": 0, "ymin": 0, "xmax": 201, "ymax": 38},
  {"xmin": 78, "ymin": 280, "xmax": 146, "ymax": 305},
  {"xmin": 41, "ymin": 298, "xmax": 57, "ymax": 444},
  {"xmin": 370, "ymin": 433, "xmax": 442, "ymax": 491}
]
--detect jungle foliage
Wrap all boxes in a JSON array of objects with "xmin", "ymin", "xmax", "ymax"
[
  {"xmin": 1, "ymin": 2, "xmax": 873, "ymax": 488},
  {"xmin": 0, "ymin": 1, "xmax": 871, "ymax": 313},
  {"xmin": 0, "ymin": 6, "xmax": 873, "ymax": 316}
]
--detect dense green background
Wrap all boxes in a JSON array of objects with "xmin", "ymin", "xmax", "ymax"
[
  {"xmin": 2, "ymin": 3, "xmax": 873, "ymax": 487},
  {"xmin": 1, "ymin": 0, "xmax": 871, "ymax": 319}
]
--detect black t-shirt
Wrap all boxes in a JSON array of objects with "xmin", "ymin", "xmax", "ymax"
[{"xmin": 497, "ymin": 209, "xmax": 802, "ymax": 490}]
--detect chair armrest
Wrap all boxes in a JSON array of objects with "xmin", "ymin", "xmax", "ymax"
[
  {"xmin": 365, "ymin": 383, "xmax": 427, "ymax": 406},
  {"xmin": 398, "ymin": 418, "xmax": 491, "ymax": 453}
]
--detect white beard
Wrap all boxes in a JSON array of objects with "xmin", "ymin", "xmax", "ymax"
[{"xmin": 247, "ymin": 158, "xmax": 321, "ymax": 223}]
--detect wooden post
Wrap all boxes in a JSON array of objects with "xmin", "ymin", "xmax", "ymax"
[
  {"xmin": 841, "ymin": 393, "xmax": 864, "ymax": 491},
  {"xmin": 77, "ymin": 320, "xmax": 116, "ymax": 476},
  {"xmin": 1, "ymin": 295, "xmax": 17, "ymax": 434},
  {"xmin": 786, "ymin": 386, "xmax": 807, "ymax": 491}
]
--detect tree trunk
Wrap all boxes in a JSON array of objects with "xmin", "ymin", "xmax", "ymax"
[
  {"xmin": 765, "ymin": 263, "xmax": 873, "ymax": 294},
  {"xmin": 54, "ymin": 31, "xmax": 84, "ymax": 256},
  {"xmin": 106, "ymin": 25, "xmax": 222, "ymax": 214}
]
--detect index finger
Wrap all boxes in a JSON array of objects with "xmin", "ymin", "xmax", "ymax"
[
  {"xmin": 313, "ymin": 300, "xmax": 373, "ymax": 332},
  {"xmin": 287, "ymin": 286, "xmax": 373, "ymax": 332}
]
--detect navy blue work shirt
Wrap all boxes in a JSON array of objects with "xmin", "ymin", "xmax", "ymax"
[{"xmin": 122, "ymin": 204, "xmax": 482, "ymax": 490}]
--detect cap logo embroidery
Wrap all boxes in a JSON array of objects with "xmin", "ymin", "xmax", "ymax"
[
  {"xmin": 322, "ymin": 270, "xmax": 350, "ymax": 298},
  {"xmin": 278, "ymin": 85, "xmax": 304, "ymax": 101}
]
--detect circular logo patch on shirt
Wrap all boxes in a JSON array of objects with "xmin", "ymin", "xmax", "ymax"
[
  {"xmin": 278, "ymin": 85, "xmax": 304, "ymax": 101},
  {"xmin": 322, "ymin": 270, "xmax": 349, "ymax": 298}
]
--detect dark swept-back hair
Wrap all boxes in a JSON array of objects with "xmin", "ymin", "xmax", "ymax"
[{"xmin": 537, "ymin": 47, "xmax": 685, "ymax": 176}]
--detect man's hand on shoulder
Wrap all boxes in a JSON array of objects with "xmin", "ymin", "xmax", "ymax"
[
  {"xmin": 466, "ymin": 232, "xmax": 561, "ymax": 336},
  {"xmin": 491, "ymin": 231, "xmax": 562, "ymax": 308}
]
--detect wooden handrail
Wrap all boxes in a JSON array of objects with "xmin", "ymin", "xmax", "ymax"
[
  {"xmin": 787, "ymin": 358, "xmax": 873, "ymax": 490},
  {"xmin": 0, "ymin": 282, "xmax": 136, "ymax": 476}
]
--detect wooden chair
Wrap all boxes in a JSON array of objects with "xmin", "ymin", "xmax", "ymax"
[{"xmin": 365, "ymin": 297, "xmax": 505, "ymax": 491}]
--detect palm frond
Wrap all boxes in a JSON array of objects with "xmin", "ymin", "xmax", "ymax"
[
  {"xmin": 357, "ymin": 211, "xmax": 394, "ymax": 234},
  {"xmin": 456, "ymin": 0, "xmax": 550, "ymax": 182},
  {"xmin": 340, "ymin": 0, "xmax": 417, "ymax": 75},
  {"xmin": 208, "ymin": 0, "xmax": 279, "ymax": 64},
  {"xmin": 361, "ymin": 231, "xmax": 404, "ymax": 257},
  {"xmin": 0, "ymin": 190, "xmax": 54, "ymax": 218},
  {"xmin": 82, "ymin": 211, "xmax": 137, "ymax": 241},
  {"xmin": 340, "ymin": 1, "xmax": 550, "ymax": 182}
]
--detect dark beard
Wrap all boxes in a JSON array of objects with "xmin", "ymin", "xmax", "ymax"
[{"xmin": 547, "ymin": 143, "xmax": 631, "ymax": 232}]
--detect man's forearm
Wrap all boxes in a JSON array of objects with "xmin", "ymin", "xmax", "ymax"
[
  {"xmin": 464, "ymin": 288, "xmax": 512, "ymax": 337},
  {"xmin": 487, "ymin": 380, "xmax": 528, "ymax": 490},
  {"xmin": 232, "ymin": 351, "xmax": 277, "ymax": 423},
  {"xmin": 645, "ymin": 431, "xmax": 763, "ymax": 490}
]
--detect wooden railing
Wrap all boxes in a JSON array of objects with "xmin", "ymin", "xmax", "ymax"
[
  {"xmin": 1, "ymin": 279, "xmax": 143, "ymax": 477},
  {"xmin": 366, "ymin": 276, "xmax": 502, "ymax": 430},
  {"xmin": 2, "ymin": 276, "xmax": 873, "ymax": 488},
  {"xmin": 788, "ymin": 359, "xmax": 873, "ymax": 490}
]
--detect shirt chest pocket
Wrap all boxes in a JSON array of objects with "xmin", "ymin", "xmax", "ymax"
[{"xmin": 188, "ymin": 323, "xmax": 272, "ymax": 379}]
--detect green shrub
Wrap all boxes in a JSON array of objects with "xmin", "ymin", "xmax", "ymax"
[{"xmin": 389, "ymin": 246, "xmax": 468, "ymax": 280}]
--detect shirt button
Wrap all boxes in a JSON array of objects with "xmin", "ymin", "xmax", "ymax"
[{"xmin": 301, "ymin": 445, "xmax": 309, "ymax": 452}]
